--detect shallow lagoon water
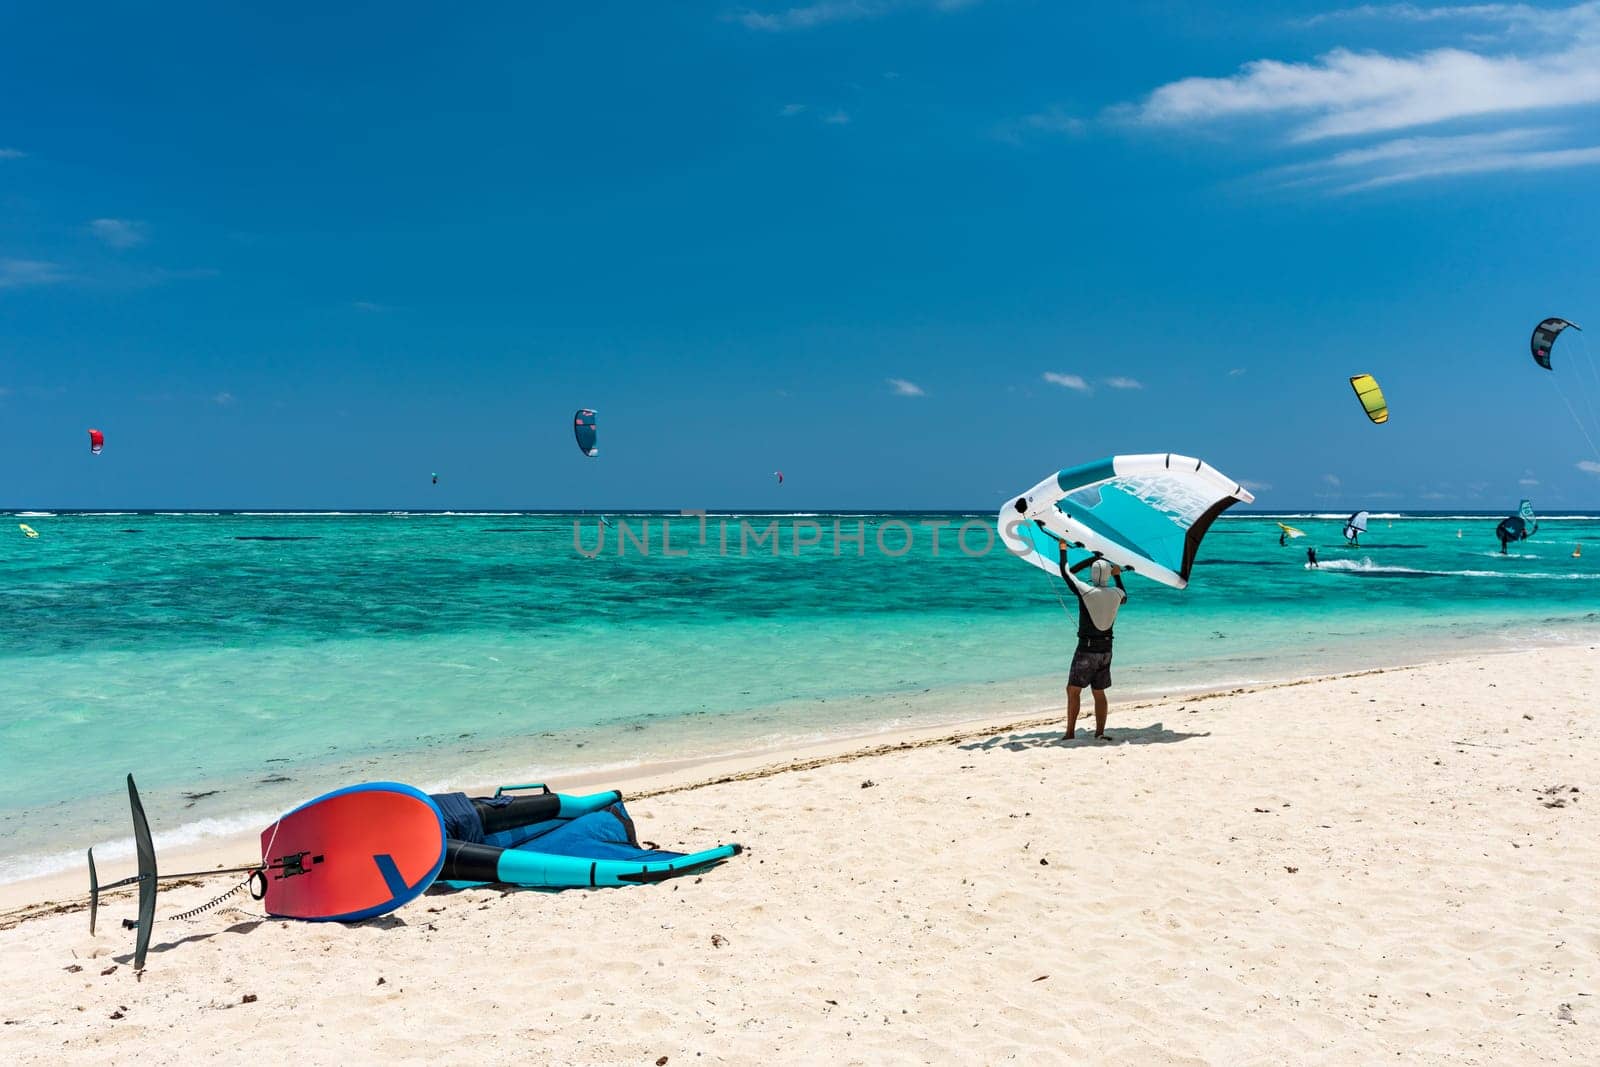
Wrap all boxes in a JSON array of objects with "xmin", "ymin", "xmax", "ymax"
[{"xmin": 2, "ymin": 510, "xmax": 1597, "ymax": 881}]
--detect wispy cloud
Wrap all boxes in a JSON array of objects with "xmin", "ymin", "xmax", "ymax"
[
  {"xmin": 1124, "ymin": 2, "xmax": 1600, "ymax": 191},
  {"xmin": 0, "ymin": 148, "xmax": 25, "ymax": 160},
  {"xmin": 1271, "ymin": 125, "xmax": 1600, "ymax": 191},
  {"xmin": 1104, "ymin": 376, "xmax": 1143, "ymax": 389},
  {"xmin": 887, "ymin": 377, "xmax": 926, "ymax": 397},
  {"xmin": 0, "ymin": 258, "xmax": 67, "ymax": 288},
  {"xmin": 89, "ymin": 218, "xmax": 149, "ymax": 249},
  {"xmin": 1301, "ymin": 3, "xmax": 1583, "ymax": 32},
  {"xmin": 1229, "ymin": 367, "xmax": 1246, "ymax": 376},
  {"xmin": 994, "ymin": 108, "xmax": 1087, "ymax": 145},
  {"xmin": 1323, "ymin": 473, "xmax": 1343, "ymax": 486},
  {"xmin": 1519, "ymin": 477, "xmax": 1539, "ymax": 486},
  {"xmin": 822, "ymin": 109, "xmax": 852, "ymax": 125},
  {"xmin": 1579, "ymin": 459, "xmax": 1600, "ymax": 474},
  {"xmin": 1043, "ymin": 372, "xmax": 1091, "ymax": 392},
  {"xmin": 733, "ymin": 0, "xmax": 981, "ymax": 32},
  {"xmin": 779, "ymin": 103, "xmax": 808, "ymax": 117},
  {"xmin": 1240, "ymin": 479, "xmax": 1273, "ymax": 491},
  {"xmin": 352, "ymin": 301, "xmax": 390, "ymax": 313},
  {"xmin": 212, "ymin": 391, "xmax": 236, "ymax": 406}
]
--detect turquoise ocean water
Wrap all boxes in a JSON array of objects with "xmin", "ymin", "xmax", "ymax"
[{"xmin": 3, "ymin": 509, "xmax": 1598, "ymax": 883}]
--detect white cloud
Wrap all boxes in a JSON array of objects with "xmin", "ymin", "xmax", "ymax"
[
  {"xmin": 1124, "ymin": 3, "xmax": 1600, "ymax": 191},
  {"xmin": 1042, "ymin": 372, "xmax": 1091, "ymax": 392},
  {"xmin": 1240, "ymin": 479, "xmax": 1273, "ymax": 491},
  {"xmin": 887, "ymin": 377, "xmax": 926, "ymax": 396},
  {"xmin": 1229, "ymin": 367, "xmax": 1246, "ymax": 376},
  {"xmin": 779, "ymin": 103, "xmax": 807, "ymax": 117},
  {"xmin": 1134, "ymin": 40, "xmax": 1600, "ymax": 143},
  {"xmin": 1578, "ymin": 459, "xmax": 1600, "ymax": 474},
  {"xmin": 89, "ymin": 218, "xmax": 148, "ymax": 249},
  {"xmin": 0, "ymin": 258, "xmax": 66, "ymax": 288},
  {"xmin": 822, "ymin": 110, "xmax": 851, "ymax": 125},
  {"xmin": 733, "ymin": 0, "xmax": 981, "ymax": 32},
  {"xmin": 212, "ymin": 391, "xmax": 235, "ymax": 406},
  {"xmin": 1104, "ymin": 376, "xmax": 1144, "ymax": 389},
  {"xmin": 1323, "ymin": 473, "xmax": 1343, "ymax": 486},
  {"xmin": 1519, "ymin": 477, "xmax": 1539, "ymax": 486},
  {"xmin": 0, "ymin": 148, "xmax": 25, "ymax": 160}
]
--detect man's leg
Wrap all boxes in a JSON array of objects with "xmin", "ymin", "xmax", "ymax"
[
  {"xmin": 1066, "ymin": 685, "xmax": 1082, "ymax": 739},
  {"xmin": 1092, "ymin": 688, "xmax": 1109, "ymax": 738}
]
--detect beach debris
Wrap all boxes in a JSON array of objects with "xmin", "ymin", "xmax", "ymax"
[
  {"xmin": 1032, "ymin": 975, "xmax": 1049, "ymax": 983},
  {"xmin": 64, "ymin": 964, "xmax": 82, "ymax": 973},
  {"xmin": 100, "ymin": 966, "xmax": 117, "ymax": 976},
  {"xmin": 377, "ymin": 977, "xmax": 386, "ymax": 986},
  {"xmin": 1540, "ymin": 784, "xmax": 1578, "ymax": 808},
  {"xmin": 710, "ymin": 933, "xmax": 728, "ymax": 948},
  {"xmin": 241, "ymin": 994, "xmax": 257, "ymax": 1004},
  {"xmin": 1253, "ymin": 807, "xmax": 1272, "ymax": 814},
  {"xmin": 109, "ymin": 1010, "xmax": 124, "ymax": 1020},
  {"xmin": 1558, "ymin": 1003, "xmax": 1576, "ymax": 1024},
  {"xmin": 657, "ymin": 1057, "xmax": 670, "ymax": 1066},
  {"xmin": 1284, "ymin": 867, "xmax": 1299, "ymax": 874},
  {"xmin": 1039, "ymin": 858, "xmax": 1049, "ymax": 866},
  {"xmin": 860, "ymin": 779, "xmax": 876, "ymax": 789}
]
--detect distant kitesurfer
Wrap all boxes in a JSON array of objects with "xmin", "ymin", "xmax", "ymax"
[
  {"xmin": 1279, "ymin": 530, "xmax": 1287, "ymax": 547},
  {"xmin": 1057, "ymin": 543, "xmax": 1126, "ymax": 741},
  {"xmin": 1307, "ymin": 547, "xmax": 1318, "ymax": 568}
]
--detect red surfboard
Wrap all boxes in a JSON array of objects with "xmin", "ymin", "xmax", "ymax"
[{"xmin": 259, "ymin": 782, "xmax": 446, "ymax": 922}]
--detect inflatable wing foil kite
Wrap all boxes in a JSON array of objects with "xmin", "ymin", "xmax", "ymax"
[
  {"xmin": 997, "ymin": 453, "xmax": 1254, "ymax": 589},
  {"xmin": 434, "ymin": 785, "xmax": 740, "ymax": 889}
]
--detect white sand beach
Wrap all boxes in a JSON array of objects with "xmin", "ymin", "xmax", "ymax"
[{"xmin": 1, "ymin": 646, "xmax": 1595, "ymax": 1064}]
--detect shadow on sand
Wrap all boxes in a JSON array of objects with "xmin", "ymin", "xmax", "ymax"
[
  {"xmin": 959, "ymin": 721, "xmax": 1209, "ymax": 753},
  {"xmin": 114, "ymin": 919, "xmax": 268, "ymax": 965}
]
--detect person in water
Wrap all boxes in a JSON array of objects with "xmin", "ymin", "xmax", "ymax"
[
  {"xmin": 1307, "ymin": 546, "xmax": 1318, "ymax": 568},
  {"xmin": 1279, "ymin": 530, "xmax": 1287, "ymax": 547},
  {"xmin": 1057, "ymin": 543, "xmax": 1126, "ymax": 741}
]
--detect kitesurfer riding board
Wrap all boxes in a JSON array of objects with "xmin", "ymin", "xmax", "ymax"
[{"xmin": 1057, "ymin": 542, "xmax": 1126, "ymax": 741}]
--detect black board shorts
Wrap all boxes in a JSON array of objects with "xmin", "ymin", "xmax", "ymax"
[{"xmin": 1068, "ymin": 647, "xmax": 1113, "ymax": 690}]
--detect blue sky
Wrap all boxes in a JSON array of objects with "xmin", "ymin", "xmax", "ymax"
[{"xmin": 3, "ymin": 0, "xmax": 1600, "ymax": 509}]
